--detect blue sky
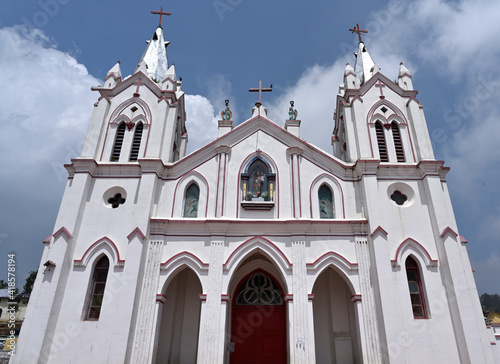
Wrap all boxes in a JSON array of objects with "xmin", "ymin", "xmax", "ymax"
[{"xmin": 0, "ymin": 0, "xmax": 498, "ymax": 295}]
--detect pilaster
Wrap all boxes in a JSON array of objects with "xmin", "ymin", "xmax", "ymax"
[
  {"xmin": 290, "ymin": 238, "xmax": 314, "ymax": 363},
  {"xmin": 287, "ymin": 147, "xmax": 303, "ymax": 218},
  {"xmin": 215, "ymin": 146, "xmax": 231, "ymax": 217},
  {"xmin": 130, "ymin": 239, "xmax": 164, "ymax": 364},
  {"xmin": 197, "ymin": 239, "xmax": 226, "ymax": 363}
]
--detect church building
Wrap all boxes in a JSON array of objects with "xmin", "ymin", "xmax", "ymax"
[{"xmin": 13, "ymin": 13, "xmax": 499, "ymax": 364}]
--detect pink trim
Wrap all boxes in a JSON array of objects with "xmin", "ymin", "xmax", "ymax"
[
  {"xmin": 370, "ymin": 226, "xmax": 388, "ymax": 238},
  {"xmin": 440, "ymin": 226, "xmax": 458, "ymax": 239},
  {"xmin": 291, "ymin": 154, "xmax": 296, "ymax": 218},
  {"xmin": 221, "ymin": 294, "xmax": 231, "ymax": 302},
  {"xmin": 285, "ymin": 294, "xmax": 293, "ymax": 302},
  {"xmin": 156, "ymin": 294, "xmax": 167, "ymax": 304},
  {"xmin": 297, "ymin": 154, "xmax": 302, "ymax": 217},
  {"xmin": 127, "ymin": 227, "xmax": 146, "ymax": 240},
  {"xmin": 105, "ymin": 72, "xmax": 121, "ymax": 81},
  {"xmin": 222, "ymin": 153, "xmax": 227, "ymax": 216},
  {"xmin": 391, "ymin": 238, "xmax": 437, "ymax": 267},
  {"xmin": 459, "ymin": 235, "xmax": 468, "ymax": 244},
  {"xmin": 160, "ymin": 251, "xmax": 209, "ymax": 268},
  {"xmin": 350, "ymin": 294, "xmax": 362, "ymax": 303},
  {"xmin": 171, "ymin": 170, "xmax": 210, "ymax": 218},
  {"xmin": 308, "ymin": 294, "xmax": 315, "ymax": 301},
  {"xmin": 223, "ymin": 236, "xmax": 292, "ymax": 268},
  {"xmin": 74, "ymin": 237, "xmax": 124, "ymax": 265},
  {"xmin": 215, "ymin": 151, "xmax": 222, "ymax": 216},
  {"xmin": 398, "ymin": 72, "xmax": 412, "ymax": 79},
  {"xmin": 199, "ymin": 294, "xmax": 207, "ymax": 301},
  {"xmin": 307, "ymin": 251, "xmax": 358, "ymax": 269},
  {"xmin": 43, "ymin": 235, "xmax": 52, "ymax": 244},
  {"xmin": 308, "ymin": 173, "xmax": 346, "ymax": 218},
  {"xmin": 53, "ymin": 227, "xmax": 73, "ymax": 240},
  {"xmin": 491, "ymin": 341, "xmax": 496, "ymax": 345}
]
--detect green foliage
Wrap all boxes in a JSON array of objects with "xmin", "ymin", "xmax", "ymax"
[
  {"xmin": 22, "ymin": 270, "xmax": 37, "ymax": 295},
  {"xmin": 480, "ymin": 293, "xmax": 500, "ymax": 312},
  {"xmin": 0, "ymin": 280, "xmax": 7, "ymax": 289}
]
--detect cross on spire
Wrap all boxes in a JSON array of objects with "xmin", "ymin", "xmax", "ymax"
[
  {"xmin": 349, "ymin": 23, "xmax": 368, "ymax": 43},
  {"xmin": 151, "ymin": 5, "xmax": 172, "ymax": 27},
  {"xmin": 249, "ymin": 80, "xmax": 272, "ymax": 105}
]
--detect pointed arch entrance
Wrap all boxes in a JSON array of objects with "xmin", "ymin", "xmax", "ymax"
[
  {"xmin": 312, "ymin": 268, "xmax": 361, "ymax": 364},
  {"xmin": 156, "ymin": 268, "xmax": 202, "ymax": 363},
  {"xmin": 230, "ymin": 269, "xmax": 287, "ymax": 364}
]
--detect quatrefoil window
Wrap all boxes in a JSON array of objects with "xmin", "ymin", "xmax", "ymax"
[
  {"xmin": 108, "ymin": 193, "xmax": 126, "ymax": 208},
  {"xmin": 390, "ymin": 190, "xmax": 407, "ymax": 206}
]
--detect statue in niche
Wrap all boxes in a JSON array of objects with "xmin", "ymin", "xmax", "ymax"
[
  {"xmin": 252, "ymin": 170, "xmax": 265, "ymax": 198},
  {"xmin": 318, "ymin": 185, "xmax": 334, "ymax": 218},
  {"xmin": 221, "ymin": 99, "xmax": 232, "ymax": 120},
  {"xmin": 288, "ymin": 100, "xmax": 298, "ymax": 120},
  {"xmin": 183, "ymin": 184, "xmax": 199, "ymax": 217}
]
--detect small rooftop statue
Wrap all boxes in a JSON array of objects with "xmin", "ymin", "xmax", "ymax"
[
  {"xmin": 221, "ymin": 99, "xmax": 232, "ymax": 120},
  {"xmin": 288, "ymin": 101, "xmax": 298, "ymax": 120}
]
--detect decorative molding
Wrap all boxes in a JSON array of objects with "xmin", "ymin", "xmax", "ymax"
[
  {"xmin": 43, "ymin": 235, "xmax": 52, "ymax": 244},
  {"xmin": 391, "ymin": 238, "xmax": 438, "ymax": 268},
  {"xmin": 440, "ymin": 226, "xmax": 458, "ymax": 239},
  {"xmin": 306, "ymin": 251, "xmax": 358, "ymax": 273},
  {"xmin": 221, "ymin": 294, "xmax": 231, "ymax": 302},
  {"xmin": 286, "ymin": 146, "xmax": 303, "ymax": 156},
  {"xmin": 241, "ymin": 201, "xmax": 275, "ymax": 210},
  {"xmin": 73, "ymin": 237, "xmax": 125, "ymax": 268},
  {"xmin": 308, "ymin": 294, "xmax": 315, "ymax": 301},
  {"xmin": 350, "ymin": 294, "xmax": 362, "ymax": 303},
  {"xmin": 285, "ymin": 294, "xmax": 293, "ymax": 302},
  {"xmin": 160, "ymin": 251, "xmax": 209, "ymax": 271},
  {"xmin": 127, "ymin": 227, "xmax": 147, "ymax": 241},
  {"xmin": 370, "ymin": 226, "xmax": 388, "ymax": 238},
  {"xmin": 199, "ymin": 294, "xmax": 207, "ymax": 301},
  {"xmin": 223, "ymin": 236, "xmax": 292, "ymax": 272},
  {"xmin": 459, "ymin": 235, "xmax": 468, "ymax": 244},
  {"xmin": 156, "ymin": 294, "xmax": 167, "ymax": 304},
  {"xmin": 53, "ymin": 227, "xmax": 73, "ymax": 240}
]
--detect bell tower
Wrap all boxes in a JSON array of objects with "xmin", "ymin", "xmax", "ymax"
[
  {"xmin": 332, "ymin": 25, "xmax": 434, "ymax": 164},
  {"xmin": 80, "ymin": 9, "xmax": 187, "ymax": 164}
]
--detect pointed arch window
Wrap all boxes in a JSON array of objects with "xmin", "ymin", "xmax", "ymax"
[
  {"xmin": 85, "ymin": 255, "xmax": 109, "ymax": 320},
  {"xmin": 129, "ymin": 122, "xmax": 143, "ymax": 161},
  {"xmin": 183, "ymin": 183, "xmax": 200, "ymax": 217},
  {"xmin": 406, "ymin": 256, "xmax": 428, "ymax": 319},
  {"xmin": 110, "ymin": 122, "xmax": 126, "ymax": 162},
  {"xmin": 391, "ymin": 121, "xmax": 405, "ymax": 162},
  {"xmin": 318, "ymin": 184, "xmax": 334, "ymax": 219},
  {"xmin": 241, "ymin": 157, "xmax": 276, "ymax": 202},
  {"xmin": 375, "ymin": 121, "xmax": 388, "ymax": 162}
]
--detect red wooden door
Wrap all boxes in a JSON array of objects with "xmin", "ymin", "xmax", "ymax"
[{"xmin": 230, "ymin": 271, "xmax": 286, "ymax": 364}]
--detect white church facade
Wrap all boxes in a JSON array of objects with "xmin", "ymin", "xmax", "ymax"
[{"xmin": 13, "ymin": 17, "xmax": 500, "ymax": 364}]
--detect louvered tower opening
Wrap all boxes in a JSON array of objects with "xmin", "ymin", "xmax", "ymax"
[
  {"xmin": 129, "ymin": 122, "xmax": 143, "ymax": 161},
  {"xmin": 375, "ymin": 121, "xmax": 388, "ymax": 162},
  {"xmin": 392, "ymin": 122, "xmax": 405, "ymax": 162},
  {"xmin": 110, "ymin": 122, "xmax": 126, "ymax": 162}
]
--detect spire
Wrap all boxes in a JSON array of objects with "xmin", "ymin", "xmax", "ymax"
[
  {"xmin": 398, "ymin": 62, "xmax": 413, "ymax": 90},
  {"xmin": 349, "ymin": 23, "xmax": 379, "ymax": 85},
  {"xmin": 105, "ymin": 61, "xmax": 122, "ymax": 88},
  {"xmin": 353, "ymin": 41, "xmax": 380, "ymax": 85},
  {"xmin": 135, "ymin": 26, "xmax": 171, "ymax": 82}
]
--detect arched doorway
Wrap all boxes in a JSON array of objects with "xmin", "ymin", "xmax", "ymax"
[
  {"xmin": 230, "ymin": 270, "xmax": 286, "ymax": 363},
  {"xmin": 156, "ymin": 268, "xmax": 202, "ymax": 364},
  {"xmin": 312, "ymin": 268, "xmax": 361, "ymax": 364}
]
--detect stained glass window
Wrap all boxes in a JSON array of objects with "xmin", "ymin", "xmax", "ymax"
[
  {"xmin": 183, "ymin": 183, "xmax": 200, "ymax": 217},
  {"xmin": 235, "ymin": 272, "xmax": 283, "ymax": 305},
  {"xmin": 318, "ymin": 184, "xmax": 334, "ymax": 219},
  {"xmin": 241, "ymin": 158, "xmax": 275, "ymax": 202}
]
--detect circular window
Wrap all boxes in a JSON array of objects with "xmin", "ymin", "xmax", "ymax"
[
  {"xmin": 103, "ymin": 187, "xmax": 127, "ymax": 209},
  {"xmin": 387, "ymin": 182, "xmax": 414, "ymax": 207}
]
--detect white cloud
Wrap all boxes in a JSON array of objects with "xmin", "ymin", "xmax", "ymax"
[
  {"xmin": 185, "ymin": 94, "xmax": 219, "ymax": 154},
  {"xmin": 0, "ymin": 26, "xmax": 99, "ymax": 178}
]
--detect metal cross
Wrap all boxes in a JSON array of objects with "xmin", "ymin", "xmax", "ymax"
[
  {"xmin": 249, "ymin": 80, "xmax": 272, "ymax": 105},
  {"xmin": 349, "ymin": 23, "xmax": 368, "ymax": 43},
  {"xmin": 151, "ymin": 5, "xmax": 172, "ymax": 27}
]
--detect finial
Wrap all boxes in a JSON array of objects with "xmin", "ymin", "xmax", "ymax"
[
  {"xmin": 288, "ymin": 101, "xmax": 298, "ymax": 120},
  {"xmin": 117, "ymin": 60, "xmax": 121, "ymax": 64},
  {"xmin": 349, "ymin": 23, "xmax": 368, "ymax": 43},
  {"xmin": 151, "ymin": 5, "xmax": 172, "ymax": 27},
  {"xmin": 221, "ymin": 99, "xmax": 232, "ymax": 120}
]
